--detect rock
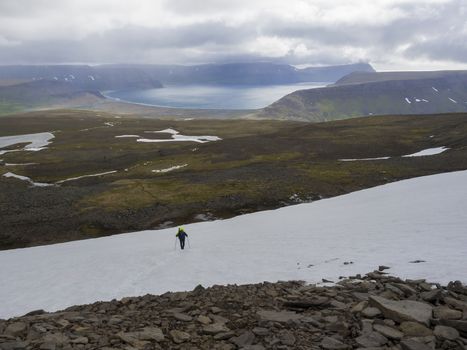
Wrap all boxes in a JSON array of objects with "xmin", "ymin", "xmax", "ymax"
[
  {"xmin": 256, "ymin": 310, "xmax": 302, "ymax": 323},
  {"xmin": 4, "ymin": 322, "xmax": 27, "ymax": 336},
  {"xmin": 0, "ymin": 341, "xmax": 29, "ymax": 350},
  {"xmin": 447, "ymin": 281, "xmax": 467, "ymax": 295},
  {"xmin": 39, "ymin": 343, "xmax": 56, "ymax": 350},
  {"xmin": 202, "ymin": 323, "xmax": 230, "ymax": 335},
  {"xmin": 252, "ymin": 327, "xmax": 270, "ymax": 336},
  {"xmin": 433, "ymin": 325, "xmax": 459, "ymax": 340},
  {"xmin": 41, "ymin": 333, "xmax": 69, "ymax": 346},
  {"xmin": 320, "ymin": 336, "xmax": 348, "ymax": 350},
  {"xmin": 390, "ymin": 283, "xmax": 417, "ymax": 297},
  {"xmin": 211, "ymin": 307, "xmax": 222, "ymax": 314},
  {"xmin": 444, "ymin": 296, "xmax": 467, "ymax": 311},
  {"xmin": 169, "ymin": 330, "xmax": 191, "ymax": 344},
  {"xmin": 137, "ymin": 327, "xmax": 165, "ymax": 341},
  {"xmin": 378, "ymin": 266, "xmax": 390, "ymax": 272},
  {"xmin": 355, "ymin": 331, "xmax": 388, "ymax": 348},
  {"xmin": 197, "ymin": 315, "xmax": 212, "ymax": 324},
  {"xmin": 369, "ymin": 295, "xmax": 433, "ymax": 326},
  {"xmin": 213, "ymin": 331, "xmax": 235, "ymax": 340},
  {"xmin": 230, "ymin": 331, "xmax": 255, "ymax": 347},
  {"xmin": 373, "ymin": 324, "xmax": 403, "ymax": 340},
  {"xmin": 362, "ymin": 307, "xmax": 381, "ymax": 318},
  {"xmin": 118, "ymin": 327, "xmax": 164, "ymax": 345},
  {"xmin": 24, "ymin": 310, "xmax": 46, "ymax": 316},
  {"xmin": 241, "ymin": 346, "xmax": 265, "ymax": 350},
  {"xmin": 385, "ymin": 284, "xmax": 405, "ymax": 297},
  {"xmin": 70, "ymin": 336, "xmax": 88, "ymax": 344},
  {"xmin": 420, "ymin": 289, "xmax": 442, "ymax": 303},
  {"xmin": 173, "ymin": 313, "xmax": 193, "ymax": 322},
  {"xmin": 433, "ymin": 306, "xmax": 462, "ymax": 320},
  {"xmin": 400, "ymin": 339, "xmax": 432, "ymax": 350},
  {"xmin": 352, "ymin": 301, "xmax": 368, "ymax": 313},
  {"xmin": 436, "ymin": 319, "xmax": 467, "ymax": 335},
  {"xmin": 399, "ymin": 321, "xmax": 433, "ymax": 337},
  {"xmin": 279, "ymin": 330, "xmax": 296, "ymax": 345}
]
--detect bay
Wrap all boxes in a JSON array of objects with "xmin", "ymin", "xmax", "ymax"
[{"xmin": 105, "ymin": 82, "xmax": 328, "ymax": 110}]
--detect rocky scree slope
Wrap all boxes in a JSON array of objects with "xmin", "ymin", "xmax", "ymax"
[{"xmin": 1, "ymin": 270, "xmax": 467, "ymax": 350}]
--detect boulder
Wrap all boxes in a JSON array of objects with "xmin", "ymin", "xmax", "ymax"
[
  {"xmin": 444, "ymin": 296, "xmax": 467, "ymax": 311},
  {"xmin": 362, "ymin": 307, "xmax": 381, "ymax": 318},
  {"xmin": 399, "ymin": 321, "xmax": 433, "ymax": 337},
  {"xmin": 373, "ymin": 324, "xmax": 403, "ymax": 340},
  {"xmin": 230, "ymin": 331, "xmax": 255, "ymax": 347},
  {"xmin": 369, "ymin": 296, "xmax": 433, "ymax": 326},
  {"xmin": 197, "ymin": 315, "xmax": 212, "ymax": 324},
  {"xmin": 420, "ymin": 289, "xmax": 442, "ymax": 303},
  {"xmin": 436, "ymin": 319, "xmax": 467, "ymax": 335},
  {"xmin": 320, "ymin": 336, "xmax": 348, "ymax": 350},
  {"xmin": 4, "ymin": 322, "xmax": 27, "ymax": 337},
  {"xmin": 173, "ymin": 313, "xmax": 192, "ymax": 322},
  {"xmin": 169, "ymin": 330, "xmax": 191, "ymax": 344},
  {"xmin": 355, "ymin": 331, "xmax": 388, "ymax": 348},
  {"xmin": 400, "ymin": 339, "xmax": 432, "ymax": 350},
  {"xmin": 256, "ymin": 310, "xmax": 302, "ymax": 323},
  {"xmin": 433, "ymin": 306, "xmax": 462, "ymax": 320},
  {"xmin": 433, "ymin": 325, "xmax": 459, "ymax": 340},
  {"xmin": 202, "ymin": 323, "xmax": 230, "ymax": 335}
]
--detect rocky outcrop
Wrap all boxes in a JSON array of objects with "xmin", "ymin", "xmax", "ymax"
[{"xmin": 1, "ymin": 272, "xmax": 467, "ymax": 349}]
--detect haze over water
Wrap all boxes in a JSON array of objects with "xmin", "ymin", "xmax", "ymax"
[{"xmin": 105, "ymin": 83, "xmax": 328, "ymax": 110}]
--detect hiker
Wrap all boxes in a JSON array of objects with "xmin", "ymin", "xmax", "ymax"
[{"xmin": 176, "ymin": 227, "xmax": 188, "ymax": 250}]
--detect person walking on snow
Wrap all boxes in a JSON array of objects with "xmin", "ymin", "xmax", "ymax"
[{"xmin": 176, "ymin": 227, "xmax": 188, "ymax": 250}]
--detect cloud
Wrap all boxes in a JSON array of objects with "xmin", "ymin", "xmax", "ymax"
[{"xmin": 0, "ymin": 0, "xmax": 466, "ymax": 70}]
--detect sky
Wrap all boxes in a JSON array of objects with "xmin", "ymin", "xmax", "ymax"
[{"xmin": 0, "ymin": 0, "xmax": 467, "ymax": 71}]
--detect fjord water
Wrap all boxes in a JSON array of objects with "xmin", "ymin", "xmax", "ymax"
[{"xmin": 105, "ymin": 82, "xmax": 328, "ymax": 109}]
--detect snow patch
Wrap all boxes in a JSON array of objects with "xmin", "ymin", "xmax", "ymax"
[
  {"xmin": 1, "ymin": 170, "xmax": 467, "ymax": 318},
  {"xmin": 152, "ymin": 164, "xmax": 187, "ymax": 173},
  {"xmin": 2, "ymin": 172, "xmax": 53, "ymax": 187},
  {"xmin": 402, "ymin": 147, "xmax": 449, "ymax": 157},
  {"xmin": 339, "ymin": 157, "xmax": 390, "ymax": 162},
  {"xmin": 88, "ymin": 75, "xmax": 95, "ymax": 81},
  {"xmin": 432, "ymin": 87, "xmax": 439, "ymax": 92},
  {"xmin": 115, "ymin": 135, "xmax": 140, "ymax": 138},
  {"xmin": 0, "ymin": 132, "xmax": 54, "ymax": 155},
  {"xmin": 56, "ymin": 171, "xmax": 117, "ymax": 184},
  {"xmin": 405, "ymin": 97, "xmax": 411, "ymax": 104},
  {"xmin": 448, "ymin": 98, "xmax": 457, "ymax": 103},
  {"xmin": 139, "ymin": 129, "xmax": 221, "ymax": 144}
]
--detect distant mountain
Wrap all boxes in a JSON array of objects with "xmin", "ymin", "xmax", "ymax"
[
  {"xmin": 334, "ymin": 70, "xmax": 467, "ymax": 86},
  {"xmin": 258, "ymin": 72, "xmax": 467, "ymax": 122},
  {"xmin": 102, "ymin": 62, "xmax": 374, "ymax": 85},
  {"xmin": 0, "ymin": 65, "xmax": 163, "ymax": 91},
  {"xmin": 0, "ymin": 62, "xmax": 374, "ymax": 88}
]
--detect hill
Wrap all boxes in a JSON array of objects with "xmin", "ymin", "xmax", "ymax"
[
  {"xmin": 334, "ymin": 70, "xmax": 467, "ymax": 86},
  {"xmin": 0, "ymin": 80, "xmax": 105, "ymax": 114},
  {"xmin": 259, "ymin": 73, "xmax": 467, "ymax": 121}
]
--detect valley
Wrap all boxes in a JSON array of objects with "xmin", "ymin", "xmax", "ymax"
[{"xmin": 1, "ymin": 110, "xmax": 467, "ymax": 250}]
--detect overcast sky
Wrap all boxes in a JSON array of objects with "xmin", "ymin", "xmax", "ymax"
[{"xmin": 1, "ymin": 0, "xmax": 466, "ymax": 71}]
